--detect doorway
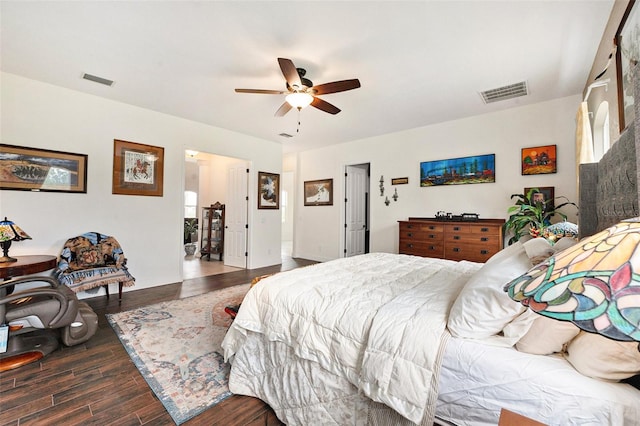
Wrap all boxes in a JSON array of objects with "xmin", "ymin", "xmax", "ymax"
[
  {"xmin": 281, "ymin": 171, "xmax": 294, "ymax": 258},
  {"xmin": 344, "ymin": 163, "xmax": 370, "ymax": 257},
  {"xmin": 182, "ymin": 150, "xmax": 248, "ymax": 280}
]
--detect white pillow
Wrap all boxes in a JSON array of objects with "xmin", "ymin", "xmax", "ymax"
[
  {"xmin": 565, "ymin": 332, "xmax": 640, "ymax": 381},
  {"xmin": 516, "ymin": 316, "xmax": 580, "ymax": 355},
  {"xmin": 448, "ymin": 241, "xmax": 537, "ymax": 345},
  {"xmin": 523, "ymin": 236, "xmax": 577, "ymax": 265}
]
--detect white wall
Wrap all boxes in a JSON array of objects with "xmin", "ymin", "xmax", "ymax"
[
  {"xmin": 1, "ymin": 72, "xmax": 283, "ymax": 294},
  {"xmin": 281, "ymin": 171, "xmax": 294, "ymax": 241},
  {"xmin": 293, "ymin": 95, "xmax": 581, "ymax": 262}
]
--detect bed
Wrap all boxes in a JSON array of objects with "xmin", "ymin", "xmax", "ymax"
[{"xmin": 222, "ymin": 69, "xmax": 640, "ymax": 426}]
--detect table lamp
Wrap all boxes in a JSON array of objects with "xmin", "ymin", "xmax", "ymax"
[
  {"xmin": 0, "ymin": 217, "xmax": 31, "ymax": 263},
  {"xmin": 504, "ymin": 220, "xmax": 640, "ymax": 347}
]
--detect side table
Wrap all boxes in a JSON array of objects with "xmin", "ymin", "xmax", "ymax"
[{"xmin": 0, "ymin": 255, "xmax": 57, "ymax": 280}]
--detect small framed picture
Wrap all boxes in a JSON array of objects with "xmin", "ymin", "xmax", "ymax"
[
  {"xmin": 391, "ymin": 177, "xmax": 409, "ymax": 185},
  {"xmin": 0, "ymin": 144, "xmax": 88, "ymax": 193},
  {"xmin": 304, "ymin": 178, "xmax": 333, "ymax": 206},
  {"xmin": 521, "ymin": 145, "xmax": 557, "ymax": 175},
  {"xmin": 258, "ymin": 171, "xmax": 280, "ymax": 209},
  {"xmin": 524, "ymin": 186, "xmax": 555, "ymax": 212},
  {"xmin": 112, "ymin": 139, "xmax": 164, "ymax": 196}
]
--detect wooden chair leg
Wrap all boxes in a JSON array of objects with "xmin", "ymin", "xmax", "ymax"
[
  {"xmin": 119, "ymin": 282, "xmax": 123, "ymax": 301},
  {"xmin": 103, "ymin": 284, "xmax": 109, "ymax": 299}
]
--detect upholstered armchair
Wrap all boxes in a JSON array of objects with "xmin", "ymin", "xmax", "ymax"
[{"xmin": 54, "ymin": 232, "xmax": 135, "ymax": 300}]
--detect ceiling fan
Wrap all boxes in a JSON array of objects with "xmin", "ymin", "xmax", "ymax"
[{"xmin": 235, "ymin": 58, "xmax": 361, "ymax": 117}]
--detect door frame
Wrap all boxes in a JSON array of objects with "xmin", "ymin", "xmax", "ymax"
[{"xmin": 180, "ymin": 149, "xmax": 251, "ymax": 278}]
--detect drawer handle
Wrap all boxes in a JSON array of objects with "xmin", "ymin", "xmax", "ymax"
[
  {"xmin": 453, "ymin": 247, "xmax": 460, "ymax": 252},
  {"xmin": 481, "ymin": 237, "xmax": 489, "ymax": 242},
  {"xmin": 407, "ymin": 244, "xmax": 413, "ymax": 248},
  {"xmin": 407, "ymin": 224, "xmax": 413, "ymax": 229},
  {"xmin": 429, "ymin": 234, "xmax": 437, "ymax": 239},
  {"xmin": 453, "ymin": 235, "xmax": 460, "ymax": 240},
  {"xmin": 407, "ymin": 232, "xmax": 413, "ymax": 237},
  {"xmin": 480, "ymin": 250, "xmax": 489, "ymax": 255},
  {"xmin": 481, "ymin": 227, "xmax": 489, "ymax": 232},
  {"xmin": 429, "ymin": 245, "xmax": 436, "ymax": 250},
  {"xmin": 429, "ymin": 225, "xmax": 436, "ymax": 230},
  {"xmin": 453, "ymin": 226, "xmax": 460, "ymax": 231}
]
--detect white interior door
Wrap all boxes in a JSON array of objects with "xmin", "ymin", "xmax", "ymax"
[
  {"xmin": 224, "ymin": 162, "xmax": 248, "ymax": 268},
  {"xmin": 345, "ymin": 164, "xmax": 369, "ymax": 257}
]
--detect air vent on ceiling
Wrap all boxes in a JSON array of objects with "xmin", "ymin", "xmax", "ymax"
[
  {"xmin": 279, "ymin": 133, "xmax": 294, "ymax": 138},
  {"xmin": 82, "ymin": 73, "xmax": 114, "ymax": 86},
  {"xmin": 480, "ymin": 81, "xmax": 528, "ymax": 104}
]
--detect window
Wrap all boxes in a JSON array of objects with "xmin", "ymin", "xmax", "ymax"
[
  {"xmin": 185, "ymin": 190, "xmax": 197, "ymax": 218},
  {"xmin": 592, "ymin": 101, "xmax": 610, "ymax": 162}
]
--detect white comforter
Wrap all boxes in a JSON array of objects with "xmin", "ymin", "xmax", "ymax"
[{"xmin": 222, "ymin": 253, "xmax": 481, "ymax": 424}]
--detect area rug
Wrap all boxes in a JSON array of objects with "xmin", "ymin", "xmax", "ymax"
[{"xmin": 106, "ymin": 283, "xmax": 250, "ymax": 425}]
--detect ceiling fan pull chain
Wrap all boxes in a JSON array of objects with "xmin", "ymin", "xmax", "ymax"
[{"xmin": 297, "ymin": 108, "xmax": 302, "ymax": 133}]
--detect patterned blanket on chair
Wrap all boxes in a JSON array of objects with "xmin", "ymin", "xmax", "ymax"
[{"xmin": 55, "ymin": 232, "xmax": 135, "ymax": 293}]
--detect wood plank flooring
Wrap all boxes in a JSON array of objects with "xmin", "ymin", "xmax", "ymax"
[{"xmin": 0, "ymin": 257, "xmax": 317, "ymax": 426}]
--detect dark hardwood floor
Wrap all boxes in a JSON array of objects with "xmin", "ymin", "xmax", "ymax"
[{"xmin": 0, "ymin": 257, "xmax": 317, "ymax": 426}]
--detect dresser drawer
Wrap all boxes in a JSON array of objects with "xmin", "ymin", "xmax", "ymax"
[
  {"xmin": 400, "ymin": 229, "xmax": 443, "ymax": 241},
  {"xmin": 444, "ymin": 233, "xmax": 502, "ymax": 246},
  {"xmin": 445, "ymin": 223, "xmax": 469, "ymax": 233},
  {"xmin": 444, "ymin": 243, "xmax": 497, "ymax": 263},
  {"xmin": 469, "ymin": 224, "xmax": 502, "ymax": 236},
  {"xmin": 399, "ymin": 240, "xmax": 444, "ymax": 257},
  {"xmin": 400, "ymin": 222, "xmax": 444, "ymax": 233}
]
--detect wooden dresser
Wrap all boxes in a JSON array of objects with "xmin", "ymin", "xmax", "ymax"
[{"xmin": 398, "ymin": 217, "xmax": 505, "ymax": 263}]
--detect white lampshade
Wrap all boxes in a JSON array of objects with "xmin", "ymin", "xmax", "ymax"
[{"xmin": 286, "ymin": 92, "xmax": 314, "ymax": 109}]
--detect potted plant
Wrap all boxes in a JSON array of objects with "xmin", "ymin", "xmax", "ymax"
[
  {"xmin": 183, "ymin": 218, "xmax": 198, "ymax": 255},
  {"xmin": 503, "ymin": 188, "xmax": 577, "ymax": 245}
]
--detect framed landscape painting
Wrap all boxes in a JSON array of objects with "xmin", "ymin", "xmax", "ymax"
[
  {"xmin": 521, "ymin": 145, "xmax": 557, "ymax": 175},
  {"xmin": 0, "ymin": 144, "xmax": 88, "ymax": 193},
  {"xmin": 304, "ymin": 179, "xmax": 333, "ymax": 206},
  {"xmin": 420, "ymin": 154, "xmax": 495, "ymax": 187}
]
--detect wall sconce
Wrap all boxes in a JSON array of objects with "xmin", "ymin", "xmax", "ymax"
[
  {"xmin": 384, "ymin": 196, "xmax": 390, "ymax": 206},
  {"xmin": 379, "ymin": 176, "xmax": 384, "ymax": 196},
  {"xmin": 392, "ymin": 188, "xmax": 398, "ymax": 202}
]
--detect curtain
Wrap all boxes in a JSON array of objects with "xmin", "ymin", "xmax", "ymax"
[{"xmin": 576, "ymin": 101, "xmax": 595, "ymax": 195}]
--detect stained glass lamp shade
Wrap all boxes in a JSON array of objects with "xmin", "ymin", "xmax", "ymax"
[
  {"xmin": 504, "ymin": 221, "xmax": 640, "ymax": 342},
  {"xmin": 0, "ymin": 217, "xmax": 31, "ymax": 263}
]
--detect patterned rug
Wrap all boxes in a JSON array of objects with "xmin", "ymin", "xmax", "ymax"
[{"xmin": 106, "ymin": 284, "xmax": 250, "ymax": 425}]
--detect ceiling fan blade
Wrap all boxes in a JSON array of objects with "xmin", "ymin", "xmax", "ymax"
[
  {"xmin": 235, "ymin": 88, "xmax": 287, "ymax": 94},
  {"xmin": 278, "ymin": 58, "xmax": 302, "ymax": 89},
  {"xmin": 311, "ymin": 97, "xmax": 341, "ymax": 115},
  {"xmin": 312, "ymin": 79, "xmax": 361, "ymax": 95},
  {"xmin": 275, "ymin": 102, "xmax": 293, "ymax": 117}
]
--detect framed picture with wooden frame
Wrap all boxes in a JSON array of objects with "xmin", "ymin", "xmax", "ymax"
[
  {"xmin": 112, "ymin": 139, "xmax": 164, "ymax": 196},
  {"xmin": 304, "ymin": 178, "xmax": 333, "ymax": 206},
  {"xmin": 521, "ymin": 144, "xmax": 557, "ymax": 175},
  {"xmin": 258, "ymin": 171, "xmax": 280, "ymax": 209},
  {"xmin": 0, "ymin": 144, "xmax": 88, "ymax": 193},
  {"xmin": 524, "ymin": 186, "xmax": 555, "ymax": 213},
  {"xmin": 615, "ymin": 0, "xmax": 639, "ymax": 131}
]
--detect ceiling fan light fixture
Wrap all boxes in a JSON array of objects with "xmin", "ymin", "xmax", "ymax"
[{"xmin": 286, "ymin": 92, "xmax": 313, "ymax": 109}]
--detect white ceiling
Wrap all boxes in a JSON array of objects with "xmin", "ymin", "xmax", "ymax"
[{"xmin": 0, "ymin": 1, "xmax": 614, "ymax": 154}]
